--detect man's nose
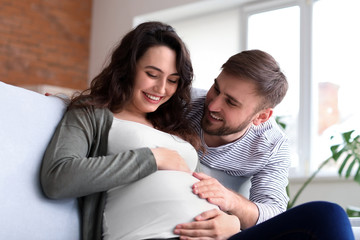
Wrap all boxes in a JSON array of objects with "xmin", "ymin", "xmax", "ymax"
[{"xmin": 208, "ymin": 95, "xmax": 222, "ymax": 112}]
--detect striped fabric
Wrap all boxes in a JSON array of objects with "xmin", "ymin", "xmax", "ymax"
[{"xmin": 188, "ymin": 89, "xmax": 291, "ymax": 224}]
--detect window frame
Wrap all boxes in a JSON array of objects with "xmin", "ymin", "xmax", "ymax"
[{"xmin": 241, "ymin": 0, "xmax": 316, "ymax": 176}]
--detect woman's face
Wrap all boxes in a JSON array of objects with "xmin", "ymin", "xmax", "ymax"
[{"xmin": 127, "ymin": 45, "xmax": 179, "ymax": 116}]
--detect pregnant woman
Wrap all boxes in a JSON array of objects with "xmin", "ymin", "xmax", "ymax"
[{"xmin": 40, "ymin": 21, "xmax": 218, "ymax": 240}]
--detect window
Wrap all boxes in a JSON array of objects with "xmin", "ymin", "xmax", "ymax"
[
  {"xmin": 246, "ymin": 4, "xmax": 301, "ymax": 171},
  {"xmin": 312, "ymin": 0, "xmax": 360, "ymax": 172},
  {"xmin": 135, "ymin": 0, "xmax": 360, "ymax": 177},
  {"xmin": 168, "ymin": 9, "xmax": 241, "ymax": 90}
]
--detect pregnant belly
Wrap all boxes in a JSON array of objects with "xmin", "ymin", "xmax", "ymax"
[{"xmin": 103, "ymin": 171, "xmax": 219, "ymax": 240}]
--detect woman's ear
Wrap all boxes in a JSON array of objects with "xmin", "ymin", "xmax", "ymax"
[{"xmin": 252, "ymin": 108, "xmax": 273, "ymax": 126}]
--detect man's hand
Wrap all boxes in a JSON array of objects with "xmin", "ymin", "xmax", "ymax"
[
  {"xmin": 192, "ymin": 172, "xmax": 237, "ymax": 212},
  {"xmin": 174, "ymin": 209, "xmax": 240, "ymax": 240},
  {"xmin": 192, "ymin": 172, "xmax": 259, "ymax": 229}
]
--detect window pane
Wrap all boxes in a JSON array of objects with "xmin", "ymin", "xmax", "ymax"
[
  {"xmin": 169, "ymin": 9, "xmax": 240, "ymax": 90},
  {"xmin": 313, "ymin": 0, "xmax": 360, "ymax": 172},
  {"xmin": 248, "ymin": 6, "xmax": 300, "ymax": 169}
]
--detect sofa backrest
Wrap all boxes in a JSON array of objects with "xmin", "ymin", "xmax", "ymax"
[{"xmin": 0, "ymin": 82, "xmax": 80, "ymax": 239}]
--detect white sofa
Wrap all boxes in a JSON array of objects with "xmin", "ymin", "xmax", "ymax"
[
  {"xmin": 0, "ymin": 81, "xmax": 359, "ymax": 239},
  {"xmin": 0, "ymin": 82, "xmax": 80, "ymax": 239}
]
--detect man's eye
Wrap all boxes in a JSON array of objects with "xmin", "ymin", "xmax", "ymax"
[{"xmin": 226, "ymin": 99, "xmax": 237, "ymax": 106}]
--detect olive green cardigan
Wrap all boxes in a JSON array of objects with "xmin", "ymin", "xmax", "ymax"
[{"xmin": 40, "ymin": 106, "xmax": 157, "ymax": 240}]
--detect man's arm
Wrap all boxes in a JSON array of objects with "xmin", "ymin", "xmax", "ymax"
[
  {"xmin": 191, "ymin": 172, "xmax": 259, "ymax": 229},
  {"xmin": 190, "ymin": 139, "xmax": 290, "ymax": 228},
  {"xmin": 174, "ymin": 138, "xmax": 290, "ymax": 238}
]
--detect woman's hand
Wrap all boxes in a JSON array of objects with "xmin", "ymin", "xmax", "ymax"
[{"xmin": 151, "ymin": 147, "xmax": 191, "ymax": 173}]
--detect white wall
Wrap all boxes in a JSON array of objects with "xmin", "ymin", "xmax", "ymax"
[
  {"xmin": 89, "ymin": 0, "xmax": 194, "ymax": 81},
  {"xmin": 90, "ymin": 0, "xmax": 360, "ymax": 211},
  {"xmin": 89, "ymin": 0, "xmax": 252, "ymax": 81},
  {"xmin": 288, "ymin": 177, "xmax": 360, "ymax": 210}
]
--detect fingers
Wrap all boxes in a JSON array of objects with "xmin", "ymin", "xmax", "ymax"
[
  {"xmin": 192, "ymin": 171, "xmax": 211, "ymax": 180},
  {"xmin": 174, "ymin": 212, "xmax": 218, "ymax": 239},
  {"xmin": 192, "ymin": 174, "xmax": 232, "ymax": 211},
  {"xmin": 194, "ymin": 209, "xmax": 221, "ymax": 221},
  {"xmin": 174, "ymin": 209, "xmax": 238, "ymax": 240},
  {"xmin": 192, "ymin": 176, "xmax": 222, "ymax": 198}
]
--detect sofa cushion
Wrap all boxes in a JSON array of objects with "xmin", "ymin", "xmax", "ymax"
[{"xmin": 0, "ymin": 82, "xmax": 80, "ymax": 239}]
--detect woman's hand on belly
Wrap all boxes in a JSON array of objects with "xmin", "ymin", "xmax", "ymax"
[
  {"xmin": 173, "ymin": 209, "xmax": 240, "ymax": 239},
  {"xmin": 151, "ymin": 147, "xmax": 191, "ymax": 173}
]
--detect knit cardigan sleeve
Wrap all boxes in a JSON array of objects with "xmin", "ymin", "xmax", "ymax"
[{"xmin": 40, "ymin": 106, "xmax": 157, "ymax": 199}]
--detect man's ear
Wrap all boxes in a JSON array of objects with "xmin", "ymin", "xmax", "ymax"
[{"xmin": 252, "ymin": 108, "xmax": 273, "ymax": 126}]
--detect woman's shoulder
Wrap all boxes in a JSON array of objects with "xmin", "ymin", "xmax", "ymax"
[{"xmin": 64, "ymin": 106, "xmax": 113, "ymax": 127}]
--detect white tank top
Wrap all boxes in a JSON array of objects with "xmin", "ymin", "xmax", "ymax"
[{"xmin": 103, "ymin": 118, "xmax": 218, "ymax": 240}]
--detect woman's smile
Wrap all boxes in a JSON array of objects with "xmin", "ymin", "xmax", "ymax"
[{"xmin": 143, "ymin": 92, "xmax": 163, "ymax": 103}]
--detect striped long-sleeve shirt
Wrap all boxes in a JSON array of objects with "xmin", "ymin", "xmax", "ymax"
[{"xmin": 188, "ymin": 89, "xmax": 290, "ymax": 224}]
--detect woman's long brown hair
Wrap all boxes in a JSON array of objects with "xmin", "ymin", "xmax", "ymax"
[{"xmin": 69, "ymin": 21, "xmax": 202, "ymax": 150}]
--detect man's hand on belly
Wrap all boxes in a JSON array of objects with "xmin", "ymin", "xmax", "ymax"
[
  {"xmin": 191, "ymin": 172, "xmax": 237, "ymax": 212},
  {"xmin": 191, "ymin": 172, "xmax": 259, "ymax": 230},
  {"xmin": 173, "ymin": 209, "xmax": 240, "ymax": 239}
]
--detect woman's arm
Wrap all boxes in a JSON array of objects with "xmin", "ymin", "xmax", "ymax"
[{"xmin": 40, "ymin": 107, "xmax": 157, "ymax": 199}]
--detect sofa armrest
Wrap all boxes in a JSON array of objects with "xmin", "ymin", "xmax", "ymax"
[{"xmin": 0, "ymin": 82, "xmax": 80, "ymax": 239}]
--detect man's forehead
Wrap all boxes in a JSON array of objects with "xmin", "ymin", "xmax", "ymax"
[{"xmin": 215, "ymin": 76, "xmax": 258, "ymax": 98}]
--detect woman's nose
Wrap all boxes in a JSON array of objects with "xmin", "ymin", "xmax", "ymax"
[{"xmin": 154, "ymin": 78, "xmax": 167, "ymax": 94}]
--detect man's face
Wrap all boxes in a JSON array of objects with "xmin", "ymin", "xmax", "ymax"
[{"xmin": 201, "ymin": 71, "xmax": 263, "ymax": 137}]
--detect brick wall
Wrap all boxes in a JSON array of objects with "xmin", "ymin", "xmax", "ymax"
[{"xmin": 0, "ymin": 0, "xmax": 92, "ymax": 91}]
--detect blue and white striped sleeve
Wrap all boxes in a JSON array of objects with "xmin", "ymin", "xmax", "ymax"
[{"xmin": 250, "ymin": 138, "xmax": 291, "ymax": 224}]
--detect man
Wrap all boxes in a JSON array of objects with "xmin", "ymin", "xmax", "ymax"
[{"xmin": 174, "ymin": 49, "xmax": 290, "ymax": 238}]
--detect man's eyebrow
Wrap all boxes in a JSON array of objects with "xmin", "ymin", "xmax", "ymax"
[
  {"xmin": 145, "ymin": 65, "xmax": 179, "ymax": 76},
  {"xmin": 226, "ymin": 93, "xmax": 241, "ymax": 105},
  {"xmin": 214, "ymin": 79, "xmax": 241, "ymax": 105}
]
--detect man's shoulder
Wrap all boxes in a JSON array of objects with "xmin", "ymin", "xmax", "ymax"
[
  {"xmin": 191, "ymin": 88, "xmax": 207, "ymax": 99},
  {"xmin": 247, "ymin": 117, "xmax": 288, "ymax": 148},
  {"xmin": 189, "ymin": 88, "xmax": 206, "ymax": 113},
  {"xmin": 254, "ymin": 117, "xmax": 286, "ymax": 136}
]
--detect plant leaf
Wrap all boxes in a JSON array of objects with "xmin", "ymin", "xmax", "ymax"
[
  {"xmin": 330, "ymin": 144, "xmax": 340, "ymax": 155},
  {"xmin": 342, "ymin": 130, "xmax": 355, "ymax": 144},
  {"xmin": 345, "ymin": 159, "xmax": 356, "ymax": 178},
  {"xmin": 354, "ymin": 166, "xmax": 360, "ymax": 184},
  {"xmin": 338, "ymin": 154, "xmax": 352, "ymax": 175},
  {"xmin": 332, "ymin": 147, "xmax": 345, "ymax": 161}
]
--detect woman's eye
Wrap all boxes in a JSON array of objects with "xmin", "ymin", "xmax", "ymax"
[
  {"xmin": 146, "ymin": 72, "xmax": 157, "ymax": 78},
  {"xmin": 168, "ymin": 79, "xmax": 178, "ymax": 84}
]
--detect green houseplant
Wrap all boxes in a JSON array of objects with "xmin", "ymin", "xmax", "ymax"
[
  {"xmin": 275, "ymin": 117, "xmax": 360, "ymax": 215},
  {"xmin": 286, "ymin": 130, "xmax": 360, "ymax": 215}
]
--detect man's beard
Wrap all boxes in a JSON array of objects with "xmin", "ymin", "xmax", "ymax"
[{"xmin": 201, "ymin": 109, "xmax": 254, "ymax": 136}]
